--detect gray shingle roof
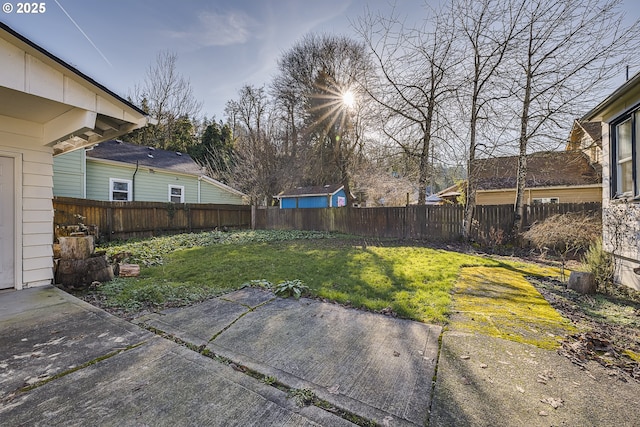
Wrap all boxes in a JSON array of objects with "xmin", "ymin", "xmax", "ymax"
[{"xmin": 86, "ymin": 140, "xmax": 204, "ymax": 176}]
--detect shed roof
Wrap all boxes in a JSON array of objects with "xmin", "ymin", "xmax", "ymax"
[
  {"xmin": 87, "ymin": 140, "xmax": 204, "ymax": 176},
  {"xmin": 472, "ymin": 151, "xmax": 601, "ymax": 190},
  {"xmin": 277, "ymin": 184, "xmax": 344, "ymax": 198}
]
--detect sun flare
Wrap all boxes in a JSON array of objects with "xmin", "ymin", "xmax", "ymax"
[{"xmin": 341, "ymin": 90, "xmax": 356, "ymax": 109}]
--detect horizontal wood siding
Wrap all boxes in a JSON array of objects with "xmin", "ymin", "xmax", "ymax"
[
  {"xmin": 53, "ymin": 197, "xmax": 251, "ymax": 241},
  {"xmin": 53, "ymin": 149, "xmax": 84, "ymax": 198},
  {"xmin": 198, "ymin": 181, "xmax": 246, "ymax": 204},
  {"xmin": 477, "ymin": 186, "xmax": 602, "ymax": 205}
]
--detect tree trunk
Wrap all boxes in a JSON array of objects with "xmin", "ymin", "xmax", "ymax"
[{"xmin": 513, "ymin": 25, "xmax": 534, "ymax": 236}]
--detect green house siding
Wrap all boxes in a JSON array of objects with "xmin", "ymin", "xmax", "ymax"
[
  {"xmin": 199, "ymin": 181, "xmax": 245, "ymax": 204},
  {"xmin": 84, "ymin": 160, "xmax": 246, "ymax": 204},
  {"xmin": 53, "ymin": 149, "xmax": 85, "ymax": 198}
]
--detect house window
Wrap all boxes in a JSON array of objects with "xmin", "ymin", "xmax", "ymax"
[
  {"xmin": 532, "ymin": 197, "xmax": 559, "ymax": 205},
  {"xmin": 611, "ymin": 109, "xmax": 640, "ymax": 198},
  {"xmin": 109, "ymin": 178, "xmax": 132, "ymax": 201},
  {"xmin": 169, "ymin": 185, "xmax": 184, "ymax": 203}
]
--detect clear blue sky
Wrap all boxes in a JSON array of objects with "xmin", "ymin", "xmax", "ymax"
[
  {"xmin": 2, "ymin": 0, "xmax": 639, "ymax": 120},
  {"xmin": 1, "ymin": 0, "xmax": 417, "ymax": 119}
]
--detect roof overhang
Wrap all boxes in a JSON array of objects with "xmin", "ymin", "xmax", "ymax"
[
  {"xmin": 0, "ymin": 23, "xmax": 150, "ymax": 155},
  {"xmin": 582, "ymin": 71, "xmax": 640, "ymax": 122}
]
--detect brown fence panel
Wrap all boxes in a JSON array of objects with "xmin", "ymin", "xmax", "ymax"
[
  {"xmin": 255, "ymin": 202, "xmax": 600, "ymax": 244},
  {"xmin": 53, "ymin": 197, "xmax": 251, "ymax": 241}
]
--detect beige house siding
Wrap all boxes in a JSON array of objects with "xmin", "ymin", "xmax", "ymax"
[
  {"xmin": 476, "ymin": 186, "xmax": 602, "ymax": 206},
  {"xmin": 582, "ymin": 73, "xmax": 640, "ymax": 291}
]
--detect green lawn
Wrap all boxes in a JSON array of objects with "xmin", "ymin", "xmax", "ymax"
[{"xmin": 92, "ymin": 230, "xmax": 560, "ymax": 324}]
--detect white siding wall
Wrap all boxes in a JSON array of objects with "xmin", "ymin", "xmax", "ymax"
[{"xmin": 0, "ymin": 118, "xmax": 54, "ymax": 289}]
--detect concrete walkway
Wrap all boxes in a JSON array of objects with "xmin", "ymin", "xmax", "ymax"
[
  {"xmin": 0, "ymin": 286, "xmax": 441, "ymax": 426},
  {"xmin": 1, "ymin": 286, "xmax": 639, "ymax": 426}
]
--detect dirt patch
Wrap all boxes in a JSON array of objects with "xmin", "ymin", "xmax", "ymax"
[{"xmin": 527, "ymin": 276, "xmax": 640, "ymax": 382}]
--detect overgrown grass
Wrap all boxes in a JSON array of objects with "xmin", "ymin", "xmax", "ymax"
[
  {"xmin": 93, "ymin": 231, "xmax": 508, "ymax": 323},
  {"xmin": 90, "ymin": 230, "xmax": 571, "ymax": 329}
]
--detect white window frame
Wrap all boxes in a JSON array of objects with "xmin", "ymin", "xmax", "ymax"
[
  {"xmin": 611, "ymin": 108, "xmax": 640, "ymax": 199},
  {"xmin": 109, "ymin": 178, "xmax": 132, "ymax": 201},
  {"xmin": 532, "ymin": 197, "xmax": 559, "ymax": 205},
  {"xmin": 169, "ymin": 185, "xmax": 185, "ymax": 203}
]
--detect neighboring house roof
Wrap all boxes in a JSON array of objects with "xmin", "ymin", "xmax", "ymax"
[
  {"xmin": 472, "ymin": 151, "xmax": 601, "ymax": 191},
  {"xmin": 86, "ymin": 139, "xmax": 246, "ymax": 198},
  {"xmin": 87, "ymin": 140, "xmax": 204, "ymax": 175},
  {"xmin": 568, "ymin": 120, "xmax": 602, "ymax": 149},
  {"xmin": 277, "ymin": 184, "xmax": 344, "ymax": 198}
]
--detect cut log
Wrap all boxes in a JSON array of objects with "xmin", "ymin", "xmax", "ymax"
[
  {"xmin": 58, "ymin": 236, "xmax": 94, "ymax": 260},
  {"xmin": 118, "ymin": 264, "xmax": 140, "ymax": 277}
]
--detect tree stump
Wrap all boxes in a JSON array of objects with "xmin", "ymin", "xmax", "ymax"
[
  {"xmin": 568, "ymin": 271, "xmax": 596, "ymax": 294},
  {"xmin": 58, "ymin": 236, "xmax": 94, "ymax": 260}
]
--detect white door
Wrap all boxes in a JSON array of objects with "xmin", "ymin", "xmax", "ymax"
[{"xmin": 0, "ymin": 156, "xmax": 15, "ymax": 289}]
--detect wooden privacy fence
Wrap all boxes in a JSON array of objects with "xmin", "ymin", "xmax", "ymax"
[
  {"xmin": 255, "ymin": 202, "xmax": 602, "ymax": 243},
  {"xmin": 255, "ymin": 205, "xmax": 464, "ymax": 240},
  {"xmin": 472, "ymin": 202, "xmax": 602, "ymax": 243},
  {"xmin": 53, "ymin": 197, "xmax": 251, "ymax": 242}
]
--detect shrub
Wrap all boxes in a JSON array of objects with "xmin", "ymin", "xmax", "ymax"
[
  {"xmin": 522, "ymin": 212, "xmax": 601, "ymax": 280},
  {"xmin": 581, "ymin": 238, "xmax": 615, "ymax": 292}
]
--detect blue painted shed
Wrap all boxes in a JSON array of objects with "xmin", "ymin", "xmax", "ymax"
[{"xmin": 276, "ymin": 184, "xmax": 347, "ymax": 209}]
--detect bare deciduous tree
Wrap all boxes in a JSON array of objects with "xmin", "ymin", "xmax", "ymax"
[
  {"xmin": 509, "ymin": 0, "xmax": 640, "ymax": 234},
  {"xmin": 272, "ymin": 33, "xmax": 374, "ymax": 205},
  {"xmin": 129, "ymin": 51, "xmax": 203, "ymax": 151},
  {"xmin": 453, "ymin": 0, "xmax": 524, "ymax": 237},
  {"xmin": 355, "ymin": 3, "xmax": 460, "ymax": 205}
]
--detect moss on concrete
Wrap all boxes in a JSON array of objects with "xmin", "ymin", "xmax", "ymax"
[{"xmin": 449, "ymin": 264, "xmax": 576, "ymax": 350}]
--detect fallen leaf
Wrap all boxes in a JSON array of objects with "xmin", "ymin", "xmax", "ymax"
[{"xmin": 540, "ymin": 396, "xmax": 564, "ymax": 409}]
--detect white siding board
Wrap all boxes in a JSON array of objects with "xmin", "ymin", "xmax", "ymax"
[
  {"xmin": 22, "ymin": 268, "xmax": 53, "ymax": 286},
  {"xmin": 23, "ymin": 210, "xmax": 51, "ymax": 223},
  {"xmin": 22, "ymin": 197, "xmax": 53, "ymax": 211},
  {"xmin": 23, "ymin": 233, "xmax": 53, "ymax": 247},
  {"xmin": 23, "ymin": 221, "xmax": 52, "ymax": 235},
  {"xmin": 23, "ymin": 256, "xmax": 52, "ymax": 271},
  {"xmin": 23, "ymin": 244, "xmax": 52, "ymax": 259},
  {"xmin": 23, "ymin": 185, "xmax": 53, "ymax": 199}
]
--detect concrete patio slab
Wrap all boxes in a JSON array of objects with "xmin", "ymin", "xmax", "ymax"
[
  {"xmin": 134, "ymin": 288, "xmax": 275, "ymax": 347},
  {"xmin": 1, "ymin": 335, "xmax": 355, "ymax": 427},
  {"xmin": 0, "ymin": 286, "xmax": 150, "ymax": 401},
  {"xmin": 140, "ymin": 288, "xmax": 441, "ymax": 427},
  {"xmin": 430, "ymin": 331, "xmax": 640, "ymax": 427}
]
